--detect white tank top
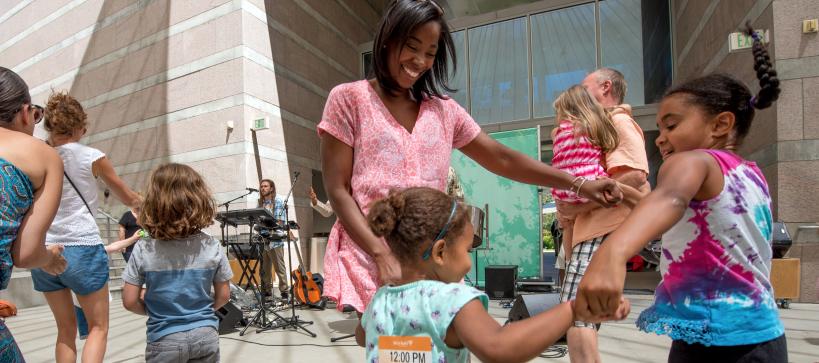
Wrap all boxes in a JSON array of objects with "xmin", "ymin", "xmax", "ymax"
[{"xmin": 45, "ymin": 143, "xmax": 106, "ymax": 246}]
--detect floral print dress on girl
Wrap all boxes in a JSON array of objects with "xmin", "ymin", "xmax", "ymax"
[{"xmin": 361, "ymin": 281, "xmax": 488, "ymax": 363}]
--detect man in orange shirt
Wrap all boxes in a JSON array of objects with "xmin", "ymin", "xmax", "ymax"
[{"xmin": 558, "ymin": 68, "xmax": 651, "ymax": 363}]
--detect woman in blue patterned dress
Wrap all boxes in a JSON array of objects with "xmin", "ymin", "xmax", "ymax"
[{"xmin": 0, "ymin": 67, "xmax": 67, "ymax": 362}]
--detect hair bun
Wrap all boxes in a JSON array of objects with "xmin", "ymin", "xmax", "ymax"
[
  {"xmin": 367, "ymin": 193, "xmax": 403, "ymax": 238},
  {"xmin": 387, "ymin": 192, "xmax": 406, "ymax": 217}
]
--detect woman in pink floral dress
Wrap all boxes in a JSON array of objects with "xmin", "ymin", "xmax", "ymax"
[{"xmin": 318, "ymin": 0, "xmax": 622, "ymax": 313}]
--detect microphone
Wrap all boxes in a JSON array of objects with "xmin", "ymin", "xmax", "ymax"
[
  {"xmin": 246, "ymin": 187, "xmax": 259, "ymax": 193},
  {"xmin": 294, "ymin": 171, "xmax": 301, "ymax": 178}
]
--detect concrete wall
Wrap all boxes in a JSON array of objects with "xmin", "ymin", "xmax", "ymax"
[
  {"xmin": 671, "ymin": 0, "xmax": 819, "ymax": 302},
  {"xmin": 240, "ymin": 0, "xmax": 383, "ymax": 246},
  {"xmin": 0, "ymin": 0, "xmax": 384, "ymax": 302}
]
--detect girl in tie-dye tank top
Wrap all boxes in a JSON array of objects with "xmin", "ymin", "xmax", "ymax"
[{"xmin": 574, "ymin": 25, "xmax": 787, "ymax": 363}]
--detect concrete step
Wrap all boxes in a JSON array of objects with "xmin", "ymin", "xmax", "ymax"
[
  {"xmin": 109, "ymin": 276, "xmax": 123, "ymax": 300},
  {"xmin": 109, "ymin": 266, "xmax": 126, "ymax": 278},
  {"xmin": 110, "ymin": 257, "xmax": 128, "ymax": 268}
]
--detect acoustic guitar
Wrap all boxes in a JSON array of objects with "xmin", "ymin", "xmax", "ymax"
[{"xmin": 290, "ymin": 240, "xmax": 322, "ymax": 306}]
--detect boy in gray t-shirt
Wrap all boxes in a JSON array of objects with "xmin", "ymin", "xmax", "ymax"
[
  {"xmin": 121, "ymin": 163, "xmax": 233, "ymax": 363},
  {"xmin": 122, "ymin": 232, "xmax": 233, "ymax": 361}
]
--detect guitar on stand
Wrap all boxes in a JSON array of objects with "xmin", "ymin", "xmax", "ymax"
[{"xmin": 290, "ymin": 232, "xmax": 325, "ymax": 309}]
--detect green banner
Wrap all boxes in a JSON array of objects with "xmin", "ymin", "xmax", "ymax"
[{"xmin": 451, "ymin": 127, "xmax": 542, "ymax": 287}]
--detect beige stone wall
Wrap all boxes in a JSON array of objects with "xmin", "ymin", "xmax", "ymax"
[
  {"xmin": 1, "ymin": 0, "xmax": 383, "ymax": 250},
  {"xmin": 671, "ymin": 0, "xmax": 819, "ymax": 302}
]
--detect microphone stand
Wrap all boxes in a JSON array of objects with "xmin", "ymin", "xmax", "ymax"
[{"xmin": 257, "ymin": 172, "xmax": 315, "ymax": 337}]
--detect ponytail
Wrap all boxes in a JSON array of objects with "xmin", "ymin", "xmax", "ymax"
[
  {"xmin": 746, "ymin": 22, "xmax": 780, "ymax": 110},
  {"xmin": 663, "ymin": 22, "xmax": 781, "ymax": 142}
]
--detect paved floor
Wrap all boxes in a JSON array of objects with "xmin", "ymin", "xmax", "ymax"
[{"xmin": 7, "ymin": 294, "xmax": 819, "ymax": 362}]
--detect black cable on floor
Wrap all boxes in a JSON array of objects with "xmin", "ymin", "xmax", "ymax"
[{"xmin": 220, "ymin": 336, "xmax": 359, "ymax": 347}]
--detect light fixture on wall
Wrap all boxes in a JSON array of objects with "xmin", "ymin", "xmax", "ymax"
[{"xmin": 804, "ymin": 19, "xmax": 818, "ymax": 34}]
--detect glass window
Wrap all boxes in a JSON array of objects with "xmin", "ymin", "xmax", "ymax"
[
  {"xmin": 600, "ymin": 0, "xmax": 671, "ymax": 105},
  {"xmin": 468, "ymin": 17, "xmax": 529, "ymax": 124},
  {"xmin": 531, "ymin": 3, "xmax": 596, "ymax": 118},
  {"xmin": 600, "ymin": 0, "xmax": 643, "ymax": 106},
  {"xmin": 447, "ymin": 30, "xmax": 469, "ymax": 109}
]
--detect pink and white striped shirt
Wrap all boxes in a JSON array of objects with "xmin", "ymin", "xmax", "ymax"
[{"xmin": 551, "ymin": 120, "xmax": 607, "ymax": 203}]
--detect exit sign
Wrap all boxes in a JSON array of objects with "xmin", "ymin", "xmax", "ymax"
[
  {"xmin": 729, "ymin": 30, "xmax": 769, "ymax": 52},
  {"xmin": 251, "ymin": 116, "xmax": 269, "ymax": 130}
]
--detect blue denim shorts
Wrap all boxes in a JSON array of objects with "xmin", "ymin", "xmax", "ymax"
[{"xmin": 31, "ymin": 244, "xmax": 109, "ymax": 295}]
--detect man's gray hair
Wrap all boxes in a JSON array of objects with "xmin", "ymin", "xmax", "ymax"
[{"xmin": 595, "ymin": 67, "xmax": 627, "ymax": 104}]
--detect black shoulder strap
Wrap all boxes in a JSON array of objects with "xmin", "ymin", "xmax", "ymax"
[{"xmin": 64, "ymin": 171, "xmax": 93, "ymax": 216}]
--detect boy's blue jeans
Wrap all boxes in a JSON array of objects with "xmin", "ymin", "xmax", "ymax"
[{"xmin": 145, "ymin": 326, "xmax": 219, "ymax": 362}]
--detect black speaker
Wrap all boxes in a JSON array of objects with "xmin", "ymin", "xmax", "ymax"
[
  {"xmin": 508, "ymin": 293, "xmax": 561, "ymax": 322},
  {"xmin": 216, "ymin": 301, "xmax": 243, "ymax": 334},
  {"xmin": 509, "ymin": 293, "xmax": 567, "ymax": 342},
  {"xmin": 485, "ymin": 265, "xmax": 517, "ymax": 299}
]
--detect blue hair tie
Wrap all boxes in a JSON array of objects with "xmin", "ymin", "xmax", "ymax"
[
  {"xmin": 421, "ymin": 200, "xmax": 458, "ymax": 260},
  {"xmin": 749, "ymin": 96, "xmax": 757, "ymax": 109}
]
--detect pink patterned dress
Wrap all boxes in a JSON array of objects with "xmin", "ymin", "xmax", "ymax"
[
  {"xmin": 317, "ymin": 80, "xmax": 481, "ymax": 312},
  {"xmin": 550, "ymin": 120, "xmax": 608, "ymax": 204}
]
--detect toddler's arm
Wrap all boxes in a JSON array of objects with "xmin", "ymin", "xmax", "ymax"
[{"xmin": 104, "ymin": 232, "xmax": 140, "ymax": 254}]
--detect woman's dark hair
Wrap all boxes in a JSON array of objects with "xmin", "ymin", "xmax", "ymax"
[
  {"xmin": 0, "ymin": 67, "xmax": 31, "ymax": 124},
  {"xmin": 665, "ymin": 22, "xmax": 780, "ymax": 141},
  {"xmin": 372, "ymin": 0, "xmax": 456, "ymax": 101},
  {"xmin": 368, "ymin": 187, "xmax": 470, "ymax": 263}
]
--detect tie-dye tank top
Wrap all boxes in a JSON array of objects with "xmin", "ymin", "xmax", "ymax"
[{"xmin": 637, "ymin": 150, "xmax": 783, "ymax": 346}]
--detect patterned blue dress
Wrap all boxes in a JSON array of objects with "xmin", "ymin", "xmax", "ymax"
[{"xmin": 0, "ymin": 158, "xmax": 33, "ymax": 362}]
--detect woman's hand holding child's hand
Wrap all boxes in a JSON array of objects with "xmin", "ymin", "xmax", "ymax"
[{"xmin": 581, "ymin": 177, "xmax": 623, "ymax": 207}]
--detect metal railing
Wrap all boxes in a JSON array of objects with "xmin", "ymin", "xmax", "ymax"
[{"xmin": 95, "ymin": 209, "xmax": 121, "ymax": 245}]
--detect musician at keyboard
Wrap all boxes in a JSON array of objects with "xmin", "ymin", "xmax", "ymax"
[{"xmin": 257, "ymin": 178, "xmax": 292, "ymax": 300}]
